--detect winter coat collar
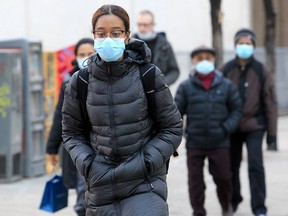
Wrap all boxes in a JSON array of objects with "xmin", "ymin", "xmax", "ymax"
[
  {"xmin": 234, "ymin": 56, "xmax": 255, "ymax": 71},
  {"xmin": 190, "ymin": 70, "xmax": 224, "ymax": 89}
]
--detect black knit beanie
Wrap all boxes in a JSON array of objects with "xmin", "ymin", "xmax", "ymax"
[{"xmin": 234, "ymin": 28, "xmax": 256, "ymax": 46}]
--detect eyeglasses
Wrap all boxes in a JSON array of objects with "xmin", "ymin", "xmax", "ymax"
[
  {"xmin": 93, "ymin": 30, "xmax": 125, "ymax": 39},
  {"xmin": 137, "ymin": 22, "xmax": 153, "ymax": 27}
]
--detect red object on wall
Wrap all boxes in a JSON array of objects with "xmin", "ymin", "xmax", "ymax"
[{"xmin": 56, "ymin": 45, "xmax": 75, "ymax": 93}]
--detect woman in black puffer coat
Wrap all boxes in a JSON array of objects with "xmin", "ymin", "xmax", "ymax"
[{"xmin": 62, "ymin": 5, "xmax": 183, "ymax": 216}]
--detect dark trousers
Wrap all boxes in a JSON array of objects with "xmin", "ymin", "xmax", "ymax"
[
  {"xmin": 187, "ymin": 148, "xmax": 232, "ymax": 216},
  {"xmin": 230, "ymin": 129, "xmax": 267, "ymax": 214}
]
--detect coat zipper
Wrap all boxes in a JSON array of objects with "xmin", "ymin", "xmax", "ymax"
[{"xmin": 107, "ymin": 65, "xmax": 119, "ymax": 160}]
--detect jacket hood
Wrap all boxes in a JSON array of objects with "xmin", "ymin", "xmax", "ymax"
[
  {"xmin": 124, "ymin": 38, "xmax": 152, "ymax": 64},
  {"xmin": 190, "ymin": 69, "xmax": 224, "ymax": 88}
]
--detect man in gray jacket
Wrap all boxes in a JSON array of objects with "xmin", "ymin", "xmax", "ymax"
[{"xmin": 133, "ymin": 10, "xmax": 180, "ymax": 86}]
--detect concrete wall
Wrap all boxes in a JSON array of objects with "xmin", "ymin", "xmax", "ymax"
[
  {"xmin": 2, "ymin": 0, "xmax": 286, "ymax": 110},
  {"xmin": 1, "ymin": 0, "xmax": 251, "ymax": 52}
]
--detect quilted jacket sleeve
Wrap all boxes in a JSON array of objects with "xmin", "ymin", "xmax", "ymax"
[
  {"xmin": 143, "ymin": 67, "xmax": 183, "ymax": 174},
  {"xmin": 262, "ymin": 66, "xmax": 278, "ymax": 139},
  {"xmin": 221, "ymin": 80, "xmax": 242, "ymax": 134},
  {"xmin": 174, "ymin": 81, "xmax": 188, "ymax": 117},
  {"xmin": 62, "ymin": 72, "xmax": 95, "ymax": 178}
]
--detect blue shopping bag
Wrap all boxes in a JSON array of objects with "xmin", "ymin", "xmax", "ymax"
[{"xmin": 39, "ymin": 175, "xmax": 68, "ymax": 213}]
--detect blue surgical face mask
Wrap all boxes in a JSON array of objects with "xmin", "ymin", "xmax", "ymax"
[
  {"xmin": 77, "ymin": 57, "xmax": 88, "ymax": 69},
  {"xmin": 94, "ymin": 38, "xmax": 125, "ymax": 62},
  {"xmin": 195, "ymin": 60, "xmax": 215, "ymax": 75},
  {"xmin": 138, "ymin": 31, "xmax": 156, "ymax": 41},
  {"xmin": 235, "ymin": 44, "xmax": 254, "ymax": 59}
]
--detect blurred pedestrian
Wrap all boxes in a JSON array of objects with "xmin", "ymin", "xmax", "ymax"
[
  {"xmin": 46, "ymin": 37, "xmax": 94, "ymax": 216},
  {"xmin": 175, "ymin": 45, "xmax": 242, "ymax": 216},
  {"xmin": 219, "ymin": 28, "xmax": 278, "ymax": 216},
  {"xmin": 61, "ymin": 4, "xmax": 183, "ymax": 216},
  {"xmin": 132, "ymin": 10, "xmax": 180, "ymax": 86}
]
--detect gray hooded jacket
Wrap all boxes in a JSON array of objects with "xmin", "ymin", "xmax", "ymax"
[{"xmin": 62, "ymin": 38, "xmax": 183, "ymax": 216}]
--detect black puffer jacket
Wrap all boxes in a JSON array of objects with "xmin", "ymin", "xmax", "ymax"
[
  {"xmin": 62, "ymin": 38, "xmax": 183, "ymax": 216},
  {"xmin": 175, "ymin": 71, "xmax": 242, "ymax": 149}
]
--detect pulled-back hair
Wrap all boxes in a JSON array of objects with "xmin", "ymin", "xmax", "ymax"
[
  {"xmin": 74, "ymin": 38, "xmax": 94, "ymax": 55},
  {"xmin": 92, "ymin": 5, "xmax": 130, "ymax": 33}
]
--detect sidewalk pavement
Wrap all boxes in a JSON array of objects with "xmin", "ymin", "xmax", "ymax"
[{"xmin": 0, "ymin": 116, "xmax": 287, "ymax": 216}]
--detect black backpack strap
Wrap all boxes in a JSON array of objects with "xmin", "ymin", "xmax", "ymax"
[
  {"xmin": 139, "ymin": 63, "xmax": 179, "ymax": 163},
  {"xmin": 77, "ymin": 68, "xmax": 89, "ymax": 100},
  {"xmin": 139, "ymin": 63, "xmax": 156, "ymax": 120},
  {"xmin": 76, "ymin": 68, "xmax": 91, "ymax": 140}
]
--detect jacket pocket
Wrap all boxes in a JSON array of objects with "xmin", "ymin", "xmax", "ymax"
[
  {"xmin": 87, "ymin": 153, "xmax": 115, "ymax": 187},
  {"xmin": 114, "ymin": 151, "xmax": 148, "ymax": 183}
]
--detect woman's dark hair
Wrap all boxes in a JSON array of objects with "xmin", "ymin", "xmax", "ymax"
[
  {"xmin": 92, "ymin": 5, "xmax": 130, "ymax": 33},
  {"xmin": 72, "ymin": 38, "xmax": 94, "ymax": 66},
  {"xmin": 74, "ymin": 38, "xmax": 94, "ymax": 56}
]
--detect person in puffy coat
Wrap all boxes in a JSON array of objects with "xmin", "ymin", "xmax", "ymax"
[
  {"xmin": 61, "ymin": 4, "xmax": 183, "ymax": 216},
  {"xmin": 175, "ymin": 46, "xmax": 242, "ymax": 216}
]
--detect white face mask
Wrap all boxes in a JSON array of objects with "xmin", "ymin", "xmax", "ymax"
[
  {"xmin": 195, "ymin": 60, "xmax": 215, "ymax": 75},
  {"xmin": 77, "ymin": 57, "xmax": 89, "ymax": 69},
  {"xmin": 235, "ymin": 44, "xmax": 254, "ymax": 59},
  {"xmin": 138, "ymin": 31, "xmax": 156, "ymax": 41},
  {"xmin": 94, "ymin": 38, "xmax": 125, "ymax": 62}
]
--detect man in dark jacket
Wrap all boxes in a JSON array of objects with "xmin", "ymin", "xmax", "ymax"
[
  {"xmin": 175, "ymin": 46, "xmax": 242, "ymax": 216},
  {"xmin": 132, "ymin": 10, "xmax": 180, "ymax": 86},
  {"xmin": 219, "ymin": 28, "xmax": 278, "ymax": 216}
]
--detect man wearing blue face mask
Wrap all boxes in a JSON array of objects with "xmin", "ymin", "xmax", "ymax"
[
  {"xmin": 220, "ymin": 28, "xmax": 278, "ymax": 216},
  {"xmin": 132, "ymin": 10, "xmax": 180, "ymax": 86},
  {"xmin": 175, "ymin": 46, "xmax": 242, "ymax": 216}
]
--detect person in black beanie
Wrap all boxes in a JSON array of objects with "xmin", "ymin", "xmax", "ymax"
[
  {"xmin": 46, "ymin": 38, "xmax": 94, "ymax": 216},
  {"xmin": 219, "ymin": 28, "xmax": 278, "ymax": 216}
]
